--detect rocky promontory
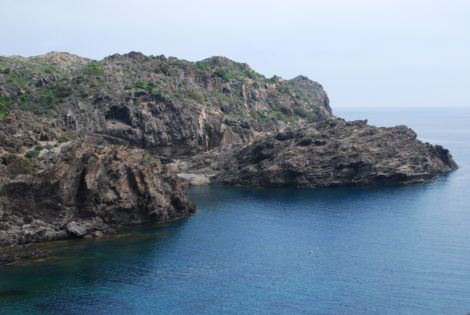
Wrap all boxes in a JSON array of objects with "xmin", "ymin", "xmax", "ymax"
[
  {"xmin": 0, "ymin": 52, "xmax": 457, "ymax": 263},
  {"xmin": 210, "ymin": 119, "xmax": 457, "ymax": 187}
]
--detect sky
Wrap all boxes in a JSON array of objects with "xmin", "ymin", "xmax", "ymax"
[{"xmin": 1, "ymin": 0, "xmax": 469, "ymax": 108}]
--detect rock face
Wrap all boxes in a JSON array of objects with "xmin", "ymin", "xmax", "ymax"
[
  {"xmin": 0, "ymin": 52, "xmax": 332, "ymax": 155},
  {"xmin": 0, "ymin": 52, "xmax": 458, "ymax": 259},
  {"xmin": 0, "ymin": 113, "xmax": 195, "ymax": 249},
  {"xmin": 212, "ymin": 119, "xmax": 457, "ymax": 187}
]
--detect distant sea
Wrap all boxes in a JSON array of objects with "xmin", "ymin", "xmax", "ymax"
[{"xmin": 1, "ymin": 107, "xmax": 469, "ymax": 314}]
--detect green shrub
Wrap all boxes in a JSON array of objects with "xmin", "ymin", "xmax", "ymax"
[
  {"xmin": 84, "ymin": 61, "xmax": 104, "ymax": 76},
  {"xmin": 9, "ymin": 156, "xmax": 35, "ymax": 175},
  {"xmin": 80, "ymin": 108, "xmax": 93, "ymax": 114},
  {"xmin": 44, "ymin": 67, "xmax": 55, "ymax": 75},
  {"xmin": 143, "ymin": 152, "xmax": 152, "ymax": 165},
  {"xmin": 57, "ymin": 133, "xmax": 71, "ymax": 143},
  {"xmin": 135, "ymin": 80, "xmax": 148, "ymax": 90},
  {"xmin": 244, "ymin": 69, "xmax": 259, "ymax": 80},
  {"xmin": 0, "ymin": 67, "xmax": 11, "ymax": 74},
  {"xmin": 38, "ymin": 89, "xmax": 60, "ymax": 108},
  {"xmin": 7, "ymin": 75, "xmax": 31, "ymax": 87},
  {"xmin": 72, "ymin": 76, "xmax": 85, "ymax": 84},
  {"xmin": 212, "ymin": 91, "xmax": 230, "ymax": 102},
  {"xmin": 0, "ymin": 95, "xmax": 14, "ymax": 105},
  {"xmin": 34, "ymin": 144, "xmax": 44, "ymax": 152},
  {"xmin": 24, "ymin": 150, "xmax": 39, "ymax": 159},
  {"xmin": 267, "ymin": 76, "xmax": 278, "ymax": 84},
  {"xmin": 18, "ymin": 94, "xmax": 32, "ymax": 107},
  {"xmin": 276, "ymin": 85, "xmax": 289, "ymax": 94},
  {"xmin": 135, "ymin": 80, "xmax": 160, "ymax": 93},
  {"xmin": 0, "ymin": 96, "xmax": 14, "ymax": 118},
  {"xmin": 213, "ymin": 69, "xmax": 236, "ymax": 81},
  {"xmin": 188, "ymin": 91, "xmax": 205, "ymax": 103},
  {"xmin": 271, "ymin": 110, "xmax": 298, "ymax": 124},
  {"xmin": 0, "ymin": 106, "xmax": 8, "ymax": 118},
  {"xmin": 52, "ymin": 84, "xmax": 72, "ymax": 98},
  {"xmin": 250, "ymin": 109, "xmax": 298, "ymax": 123},
  {"xmin": 250, "ymin": 110, "xmax": 270, "ymax": 121},
  {"xmin": 195, "ymin": 62, "xmax": 210, "ymax": 72},
  {"xmin": 293, "ymin": 107, "xmax": 315, "ymax": 119},
  {"xmin": 158, "ymin": 63, "xmax": 172, "ymax": 76}
]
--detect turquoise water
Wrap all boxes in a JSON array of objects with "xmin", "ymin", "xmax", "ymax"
[{"xmin": 1, "ymin": 107, "xmax": 470, "ymax": 314}]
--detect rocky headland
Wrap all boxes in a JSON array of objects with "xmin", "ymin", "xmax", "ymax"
[{"xmin": 0, "ymin": 52, "xmax": 457, "ymax": 263}]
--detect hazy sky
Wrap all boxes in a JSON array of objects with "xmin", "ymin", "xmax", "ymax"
[{"xmin": 1, "ymin": 0, "xmax": 469, "ymax": 108}]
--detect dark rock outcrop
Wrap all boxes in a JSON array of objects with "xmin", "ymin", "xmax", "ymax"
[{"xmin": 211, "ymin": 119, "xmax": 457, "ymax": 187}]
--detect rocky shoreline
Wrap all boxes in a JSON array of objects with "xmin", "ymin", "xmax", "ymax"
[
  {"xmin": 0, "ymin": 52, "xmax": 458, "ymax": 264},
  {"xmin": 210, "ymin": 119, "xmax": 457, "ymax": 187}
]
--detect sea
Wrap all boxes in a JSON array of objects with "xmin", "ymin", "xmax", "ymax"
[{"xmin": 1, "ymin": 107, "xmax": 469, "ymax": 314}]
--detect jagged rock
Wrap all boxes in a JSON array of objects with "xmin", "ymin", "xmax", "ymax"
[{"xmin": 212, "ymin": 119, "xmax": 458, "ymax": 187}]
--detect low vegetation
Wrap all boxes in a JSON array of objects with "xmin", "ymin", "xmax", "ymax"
[{"xmin": 0, "ymin": 52, "xmax": 328, "ymax": 124}]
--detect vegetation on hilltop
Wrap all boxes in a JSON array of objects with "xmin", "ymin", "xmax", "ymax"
[{"xmin": 0, "ymin": 52, "xmax": 330, "ymax": 123}]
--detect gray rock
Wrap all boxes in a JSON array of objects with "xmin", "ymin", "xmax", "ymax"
[{"xmin": 66, "ymin": 222, "xmax": 87, "ymax": 237}]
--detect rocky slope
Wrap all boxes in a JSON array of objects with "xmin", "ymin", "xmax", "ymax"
[
  {"xmin": 0, "ymin": 52, "xmax": 458, "ymax": 262},
  {"xmin": 0, "ymin": 52, "xmax": 331, "ymax": 155}
]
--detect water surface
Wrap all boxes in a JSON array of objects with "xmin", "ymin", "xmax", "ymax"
[{"xmin": 1, "ymin": 107, "xmax": 469, "ymax": 314}]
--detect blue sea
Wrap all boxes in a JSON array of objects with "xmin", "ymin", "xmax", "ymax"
[{"xmin": 1, "ymin": 107, "xmax": 469, "ymax": 314}]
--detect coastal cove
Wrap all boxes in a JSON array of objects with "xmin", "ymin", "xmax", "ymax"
[{"xmin": 1, "ymin": 107, "xmax": 469, "ymax": 314}]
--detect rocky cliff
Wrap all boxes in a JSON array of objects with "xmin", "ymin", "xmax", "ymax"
[
  {"xmin": 0, "ymin": 112, "xmax": 194, "ymax": 253},
  {"xmin": 0, "ymin": 52, "xmax": 331, "ymax": 155},
  {"xmin": 0, "ymin": 52, "xmax": 457, "ymax": 262}
]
